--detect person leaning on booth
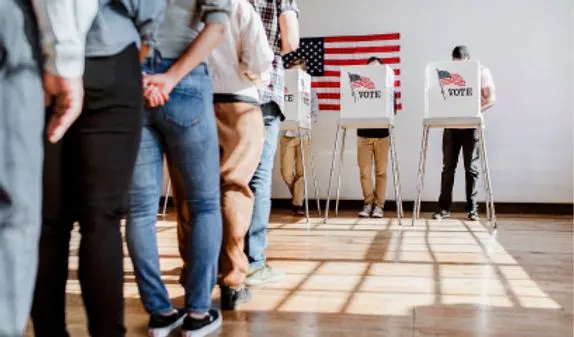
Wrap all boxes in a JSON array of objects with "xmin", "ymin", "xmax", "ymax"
[
  {"xmin": 356, "ymin": 57, "xmax": 391, "ymax": 219},
  {"xmin": 280, "ymin": 59, "xmax": 319, "ymax": 215},
  {"xmin": 433, "ymin": 45, "xmax": 496, "ymax": 221}
]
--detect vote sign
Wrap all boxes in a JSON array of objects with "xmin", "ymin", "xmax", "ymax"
[
  {"xmin": 340, "ymin": 65, "xmax": 395, "ymax": 120},
  {"xmin": 425, "ymin": 60, "xmax": 481, "ymax": 118},
  {"xmin": 284, "ymin": 69, "xmax": 312, "ymax": 129}
]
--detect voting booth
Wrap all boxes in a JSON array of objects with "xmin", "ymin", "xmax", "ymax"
[
  {"xmin": 282, "ymin": 69, "xmax": 321, "ymax": 223},
  {"xmin": 413, "ymin": 60, "xmax": 496, "ymax": 227},
  {"xmin": 324, "ymin": 65, "xmax": 404, "ymax": 224}
]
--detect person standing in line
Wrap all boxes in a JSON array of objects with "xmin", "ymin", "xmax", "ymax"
[
  {"xmin": 207, "ymin": 0, "xmax": 274, "ymax": 309},
  {"xmin": 0, "ymin": 1, "xmax": 96, "ymax": 336},
  {"xmin": 31, "ymin": 1, "xmax": 165, "ymax": 336},
  {"xmin": 356, "ymin": 57, "xmax": 391, "ymax": 219},
  {"xmin": 432, "ymin": 45, "xmax": 496, "ymax": 221},
  {"xmin": 280, "ymin": 59, "xmax": 319, "ymax": 216},
  {"xmin": 125, "ymin": 0, "xmax": 231, "ymax": 335}
]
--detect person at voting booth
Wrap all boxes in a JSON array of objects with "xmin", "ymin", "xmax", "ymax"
[
  {"xmin": 280, "ymin": 59, "xmax": 319, "ymax": 215},
  {"xmin": 356, "ymin": 57, "xmax": 391, "ymax": 219},
  {"xmin": 433, "ymin": 45, "xmax": 496, "ymax": 221}
]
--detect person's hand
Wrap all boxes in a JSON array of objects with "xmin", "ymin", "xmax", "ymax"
[
  {"xmin": 144, "ymin": 83, "xmax": 168, "ymax": 108},
  {"xmin": 43, "ymin": 72, "xmax": 85, "ymax": 143},
  {"xmin": 143, "ymin": 72, "xmax": 176, "ymax": 103}
]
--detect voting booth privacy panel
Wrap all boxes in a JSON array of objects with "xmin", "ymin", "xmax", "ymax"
[
  {"xmin": 339, "ymin": 65, "xmax": 395, "ymax": 120},
  {"xmin": 283, "ymin": 69, "xmax": 312, "ymax": 129},
  {"xmin": 425, "ymin": 60, "xmax": 481, "ymax": 119}
]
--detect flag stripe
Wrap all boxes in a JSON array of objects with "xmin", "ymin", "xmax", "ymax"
[
  {"xmin": 324, "ymin": 57, "xmax": 400, "ymax": 66},
  {"xmin": 323, "ymin": 69, "xmax": 400, "ymax": 77},
  {"xmin": 318, "ymin": 92, "xmax": 402, "ymax": 100},
  {"xmin": 324, "ymin": 33, "xmax": 400, "ymax": 43},
  {"xmin": 324, "ymin": 45, "xmax": 400, "ymax": 54}
]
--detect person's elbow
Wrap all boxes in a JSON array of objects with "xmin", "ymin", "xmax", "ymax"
[{"xmin": 279, "ymin": 11, "xmax": 299, "ymax": 54}]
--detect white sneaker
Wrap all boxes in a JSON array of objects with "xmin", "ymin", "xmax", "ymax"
[
  {"xmin": 358, "ymin": 204, "xmax": 373, "ymax": 217},
  {"xmin": 371, "ymin": 206, "xmax": 384, "ymax": 218}
]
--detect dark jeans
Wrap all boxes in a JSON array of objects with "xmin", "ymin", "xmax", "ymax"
[
  {"xmin": 0, "ymin": 1, "xmax": 43, "ymax": 336},
  {"xmin": 31, "ymin": 44, "xmax": 143, "ymax": 337},
  {"xmin": 437, "ymin": 128, "xmax": 479, "ymax": 212}
]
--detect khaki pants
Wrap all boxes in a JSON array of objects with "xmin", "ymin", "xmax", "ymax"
[
  {"xmin": 357, "ymin": 136, "xmax": 390, "ymax": 207},
  {"xmin": 279, "ymin": 135, "xmax": 310, "ymax": 206},
  {"xmin": 173, "ymin": 102, "xmax": 264, "ymax": 289}
]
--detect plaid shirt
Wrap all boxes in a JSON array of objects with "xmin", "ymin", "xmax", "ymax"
[{"xmin": 248, "ymin": 0, "xmax": 299, "ymax": 114}]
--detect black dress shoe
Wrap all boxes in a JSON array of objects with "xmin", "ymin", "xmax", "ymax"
[{"xmin": 220, "ymin": 287, "xmax": 252, "ymax": 311}]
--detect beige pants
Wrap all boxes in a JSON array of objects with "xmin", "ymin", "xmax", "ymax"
[
  {"xmin": 173, "ymin": 102, "xmax": 264, "ymax": 289},
  {"xmin": 280, "ymin": 135, "xmax": 310, "ymax": 206},
  {"xmin": 357, "ymin": 136, "xmax": 390, "ymax": 207}
]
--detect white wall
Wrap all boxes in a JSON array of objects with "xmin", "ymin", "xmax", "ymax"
[{"xmin": 271, "ymin": 0, "xmax": 574, "ymax": 203}]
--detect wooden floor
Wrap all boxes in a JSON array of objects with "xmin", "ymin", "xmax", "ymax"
[{"xmin": 26, "ymin": 211, "xmax": 573, "ymax": 336}]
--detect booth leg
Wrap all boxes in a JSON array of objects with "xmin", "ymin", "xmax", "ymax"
[
  {"xmin": 413, "ymin": 125, "xmax": 430, "ymax": 226},
  {"xmin": 307, "ymin": 134, "xmax": 322, "ymax": 217},
  {"xmin": 389, "ymin": 125, "xmax": 403, "ymax": 225},
  {"xmin": 299, "ymin": 128, "xmax": 310, "ymax": 227},
  {"xmin": 335, "ymin": 127, "xmax": 347, "ymax": 218},
  {"xmin": 160, "ymin": 176, "xmax": 171, "ymax": 219},
  {"xmin": 324, "ymin": 125, "xmax": 342, "ymax": 224},
  {"xmin": 478, "ymin": 126, "xmax": 496, "ymax": 228}
]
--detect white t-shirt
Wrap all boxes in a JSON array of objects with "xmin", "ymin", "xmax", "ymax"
[{"xmin": 480, "ymin": 66, "xmax": 495, "ymax": 89}]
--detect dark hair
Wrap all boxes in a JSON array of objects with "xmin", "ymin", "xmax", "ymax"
[
  {"xmin": 286, "ymin": 58, "xmax": 307, "ymax": 71},
  {"xmin": 367, "ymin": 56, "xmax": 381, "ymax": 64},
  {"xmin": 452, "ymin": 45, "xmax": 470, "ymax": 60}
]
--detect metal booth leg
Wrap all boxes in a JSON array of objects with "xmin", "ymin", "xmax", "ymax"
[
  {"xmin": 299, "ymin": 127, "xmax": 310, "ymax": 226},
  {"xmin": 334, "ymin": 127, "xmax": 347, "ymax": 217},
  {"xmin": 477, "ymin": 126, "xmax": 496, "ymax": 228},
  {"xmin": 160, "ymin": 176, "xmax": 171, "ymax": 219},
  {"xmin": 413, "ymin": 124, "xmax": 430, "ymax": 226},
  {"xmin": 324, "ymin": 125, "xmax": 342, "ymax": 223},
  {"xmin": 389, "ymin": 125, "xmax": 403, "ymax": 225},
  {"xmin": 307, "ymin": 133, "xmax": 322, "ymax": 217}
]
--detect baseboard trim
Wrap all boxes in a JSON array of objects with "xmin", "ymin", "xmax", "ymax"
[{"xmin": 159, "ymin": 197, "xmax": 573, "ymax": 215}]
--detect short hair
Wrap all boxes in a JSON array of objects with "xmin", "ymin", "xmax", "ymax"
[
  {"xmin": 452, "ymin": 45, "xmax": 470, "ymax": 60},
  {"xmin": 367, "ymin": 56, "xmax": 381, "ymax": 64},
  {"xmin": 286, "ymin": 58, "xmax": 307, "ymax": 71}
]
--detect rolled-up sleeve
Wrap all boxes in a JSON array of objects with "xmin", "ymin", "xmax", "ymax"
[
  {"xmin": 118, "ymin": 0, "xmax": 166, "ymax": 47},
  {"xmin": 279, "ymin": 0, "xmax": 299, "ymax": 16},
  {"xmin": 32, "ymin": 0, "xmax": 98, "ymax": 78},
  {"xmin": 199, "ymin": 0, "xmax": 232, "ymax": 24}
]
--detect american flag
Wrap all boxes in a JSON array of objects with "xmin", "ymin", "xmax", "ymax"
[
  {"xmin": 349, "ymin": 73, "xmax": 376, "ymax": 89},
  {"xmin": 437, "ymin": 70, "xmax": 466, "ymax": 86},
  {"xmin": 283, "ymin": 33, "xmax": 401, "ymax": 111}
]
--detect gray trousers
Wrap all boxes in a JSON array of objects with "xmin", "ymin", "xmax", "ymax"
[{"xmin": 0, "ymin": 1, "xmax": 44, "ymax": 336}]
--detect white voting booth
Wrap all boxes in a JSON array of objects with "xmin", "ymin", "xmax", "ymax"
[
  {"xmin": 282, "ymin": 69, "xmax": 321, "ymax": 222},
  {"xmin": 413, "ymin": 60, "xmax": 496, "ymax": 227},
  {"xmin": 324, "ymin": 65, "xmax": 404, "ymax": 223}
]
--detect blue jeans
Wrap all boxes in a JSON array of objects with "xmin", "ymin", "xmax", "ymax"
[
  {"xmin": 126, "ymin": 59, "xmax": 222, "ymax": 314},
  {"xmin": 245, "ymin": 102, "xmax": 282, "ymax": 270}
]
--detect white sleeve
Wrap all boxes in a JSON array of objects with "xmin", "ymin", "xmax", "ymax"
[
  {"xmin": 239, "ymin": 1, "xmax": 274, "ymax": 77},
  {"xmin": 32, "ymin": 0, "xmax": 98, "ymax": 78},
  {"xmin": 480, "ymin": 67, "xmax": 495, "ymax": 89}
]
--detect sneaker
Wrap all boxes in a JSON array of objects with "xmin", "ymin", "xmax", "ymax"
[
  {"xmin": 181, "ymin": 310, "xmax": 222, "ymax": 337},
  {"xmin": 245, "ymin": 264, "xmax": 286, "ymax": 287},
  {"xmin": 371, "ymin": 206, "xmax": 384, "ymax": 218},
  {"xmin": 432, "ymin": 210, "xmax": 450, "ymax": 220},
  {"xmin": 148, "ymin": 309, "xmax": 186, "ymax": 337},
  {"xmin": 358, "ymin": 204, "xmax": 373, "ymax": 218},
  {"xmin": 220, "ymin": 287, "xmax": 252, "ymax": 311},
  {"xmin": 467, "ymin": 211, "xmax": 479, "ymax": 221},
  {"xmin": 292, "ymin": 204, "xmax": 305, "ymax": 216}
]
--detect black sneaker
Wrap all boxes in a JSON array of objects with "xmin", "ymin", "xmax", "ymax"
[
  {"xmin": 148, "ymin": 308, "xmax": 186, "ymax": 337},
  {"xmin": 181, "ymin": 310, "xmax": 222, "ymax": 337},
  {"xmin": 432, "ymin": 210, "xmax": 451, "ymax": 220},
  {"xmin": 467, "ymin": 211, "xmax": 479, "ymax": 221},
  {"xmin": 220, "ymin": 287, "xmax": 252, "ymax": 311}
]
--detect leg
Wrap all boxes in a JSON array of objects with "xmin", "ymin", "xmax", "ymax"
[
  {"xmin": 292, "ymin": 135, "xmax": 306, "ymax": 208},
  {"xmin": 279, "ymin": 135, "xmax": 297, "ymax": 204},
  {"xmin": 297, "ymin": 129, "xmax": 310, "ymax": 223},
  {"xmin": 0, "ymin": 3, "xmax": 44, "ymax": 335},
  {"xmin": 373, "ymin": 137, "xmax": 391, "ymax": 209},
  {"xmin": 160, "ymin": 64, "xmax": 222, "ymax": 314},
  {"xmin": 216, "ymin": 102, "xmax": 264, "ymax": 289},
  {"xmin": 323, "ymin": 126, "xmax": 342, "ymax": 223},
  {"xmin": 477, "ymin": 127, "xmax": 496, "ymax": 226},
  {"xmin": 437, "ymin": 129, "xmax": 462, "ymax": 212},
  {"xmin": 74, "ymin": 45, "xmax": 143, "ymax": 337},
  {"xmin": 334, "ymin": 127, "xmax": 347, "ymax": 217},
  {"xmin": 461, "ymin": 129, "xmax": 480, "ymax": 213},
  {"xmin": 171, "ymin": 155, "xmax": 191, "ymax": 286},
  {"xmin": 389, "ymin": 126, "xmax": 404, "ymax": 220},
  {"xmin": 125, "ymin": 125, "xmax": 174, "ymax": 315},
  {"xmin": 357, "ymin": 136, "xmax": 375, "ymax": 217},
  {"xmin": 245, "ymin": 103, "xmax": 281, "ymax": 271}
]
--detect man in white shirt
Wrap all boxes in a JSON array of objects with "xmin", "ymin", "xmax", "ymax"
[
  {"xmin": 0, "ymin": 0, "xmax": 96, "ymax": 335},
  {"xmin": 433, "ymin": 45, "xmax": 496, "ymax": 221}
]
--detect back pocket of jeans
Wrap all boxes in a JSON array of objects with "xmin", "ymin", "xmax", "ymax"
[{"xmin": 164, "ymin": 87, "xmax": 205, "ymax": 127}]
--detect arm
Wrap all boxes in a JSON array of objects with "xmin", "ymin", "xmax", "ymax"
[
  {"xmin": 480, "ymin": 67, "xmax": 496, "ymax": 111},
  {"xmin": 278, "ymin": 1, "xmax": 300, "ymax": 54},
  {"xmin": 240, "ymin": 2, "xmax": 274, "ymax": 80}
]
